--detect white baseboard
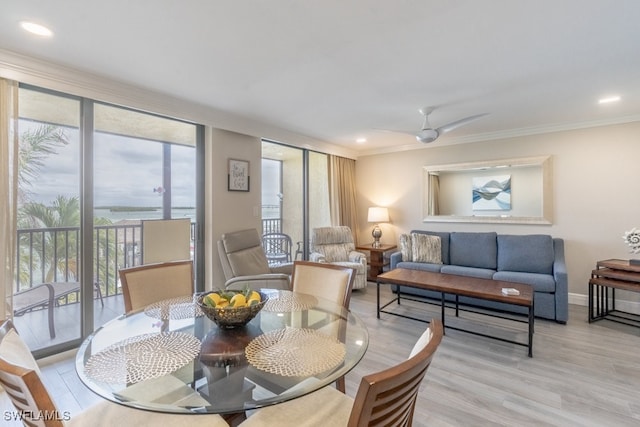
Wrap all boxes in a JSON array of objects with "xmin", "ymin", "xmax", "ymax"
[{"xmin": 569, "ymin": 292, "xmax": 640, "ymax": 315}]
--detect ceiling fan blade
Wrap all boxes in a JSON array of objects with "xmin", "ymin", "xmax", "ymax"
[
  {"xmin": 437, "ymin": 113, "xmax": 488, "ymax": 134},
  {"xmin": 374, "ymin": 128, "xmax": 417, "ymax": 137}
]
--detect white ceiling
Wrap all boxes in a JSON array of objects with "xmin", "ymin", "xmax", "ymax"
[{"xmin": 2, "ymin": 0, "xmax": 640, "ymax": 155}]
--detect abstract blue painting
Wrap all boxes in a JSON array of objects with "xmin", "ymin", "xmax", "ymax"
[{"xmin": 472, "ymin": 175, "xmax": 511, "ymax": 210}]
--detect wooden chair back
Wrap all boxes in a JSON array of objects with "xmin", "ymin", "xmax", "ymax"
[
  {"xmin": 290, "ymin": 260, "xmax": 356, "ymax": 310},
  {"xmin": 348, "ymin": 319, "xmax": 444, "ymax": 427},
  {"xmin": 0, "ymin": 320, "xmax": 65, "ymax": 427},
  {"xmin": 119, "ymin": 260, "xmax": 194, "ymax": 313}
]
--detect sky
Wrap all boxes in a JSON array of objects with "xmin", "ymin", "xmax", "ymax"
[{"xmin": 25, "ymin": 123, "xmax": 196, "ymax": 208}]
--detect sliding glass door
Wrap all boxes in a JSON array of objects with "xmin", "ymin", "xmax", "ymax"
[
  {"xmin": 15, "ymin": 87, "xmax": 82, "ymax": 352},
  {"xmin": 262, "ymin": 140, "xmax": 330, "ymax": 261},
  {"xmin": 14, "ymin": 85, "xmax": 202, "ymax": 356},
  {"xmin": 92, "ymin": 103, "xmax": 198, "ymax": 329}
]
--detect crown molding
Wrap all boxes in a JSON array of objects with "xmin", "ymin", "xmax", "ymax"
[{"xmin": 0, "ymin": 48, "xmax": 358, "ymax": 160}]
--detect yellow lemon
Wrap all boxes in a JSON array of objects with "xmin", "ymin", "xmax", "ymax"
[
  {"xmin": 204, "ymin": 293, "xmax": 220, "ymax": 307},
  {"xmin": 230, "ymin": 293, "xmax": 247, "ymax": 308},
  {"xmin": 248, "ymin": 291, "xmax": 261, "ymax": 302},
  {"xmin": 247, "ymin": 297, "xmax": 261, "ymax": 306},
  {"xmin": 208, "ymin": 293, "xmax": 222, "ymax": 304},
  {"xmin": 216, "ymin": 299, "xmax": 229, "ymax": 308}
]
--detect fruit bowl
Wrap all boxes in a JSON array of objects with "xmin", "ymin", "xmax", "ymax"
[{"xmin": 196, "ymin": 290, "xmax": 268, "ymax": 328}]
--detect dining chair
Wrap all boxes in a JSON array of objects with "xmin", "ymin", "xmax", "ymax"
[
  {"xmin": 291, "ymin": 260, "xmax": 356, "ymax": 314},
  {"xmin": 119, "ymin": 259, "xmax": 194, "ymax": 313},
  {"xmin": 239, "ymin": 319, "xmax": 444, "ymax": 427},
  {"xmin": 290, "ymin": 261, "xmax": 356, "ymax": 393},
  {"xmin": 0, "ymin": 319, "xmax": 230, "ymax": 427}
]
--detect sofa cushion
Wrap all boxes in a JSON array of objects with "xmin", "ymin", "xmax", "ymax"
[
  {"xmin": 397, "ymin": 261, "xmax": 443, "ymax": 273},
  {"xmin": 493, "ymin": 271, "xmax": 557, "ymax": 292},
  {"xmin": 440, "ymin": 265, "xmax": 496, "ymax": 279},
  {"xmin": 411, "ymin": 230, "xmax": 450, "ymax": 264},
  {"xmin": 497, "ymin": 234, "xmax": 554, "ymax": 274},
  {"xmin": 399, "ymin": 234, "xmax": 413, "ymax": 262},
  {"xmin": 449, "ymin": 232, "xmax": 497, "ymax": 269},
  {"xmin": 411, "ymin": 233, "xmax": 442, "ymax": 264}
]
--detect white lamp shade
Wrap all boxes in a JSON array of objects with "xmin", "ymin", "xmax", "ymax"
[{"xmin": 367, "ymin": 207, "xmax": 389, "ymax": 223}]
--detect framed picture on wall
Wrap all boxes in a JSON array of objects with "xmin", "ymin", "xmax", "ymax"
[{"xmin": 228, "ymin": 158, "xmax": 250, "ymax": 192}]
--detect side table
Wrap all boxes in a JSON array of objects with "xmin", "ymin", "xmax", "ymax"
[
  {"xmin": 356, "ymin": 244, "xmax": 397, "ymax": 281},
  {"xmin": 589, "ymin": 258, "xmax": 640, "ymax": 327}
]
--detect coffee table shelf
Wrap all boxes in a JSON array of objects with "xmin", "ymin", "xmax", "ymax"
[{"xmin": 376, "ymin": 268, "xmax": 534, "ymax": 357}]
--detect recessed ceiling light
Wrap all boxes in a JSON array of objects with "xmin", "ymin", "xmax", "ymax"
[
  {"xmin": 356, "ymin": 138, "xmax": 367, "ymax": 144},
  {"xmin": 598, "ymin": 95, "xmax": 621, "ymax": 104},
  {"xmin": 20, "ymin": 21, "xmax": 53, "ymax": 37}
]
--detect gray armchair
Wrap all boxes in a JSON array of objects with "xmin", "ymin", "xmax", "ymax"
[
  {"xmin": 309, "ymin": 226, "xmax": 367, "ymax": 289},
  {"xmin": 217, "ymin": 228, "xmax": 292, "ymax": 290}
]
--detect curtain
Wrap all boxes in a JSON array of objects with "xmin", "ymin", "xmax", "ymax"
[
  {"xmin": 0, "ymin": 78, "xmax": 18, "ymax": 320},
  {"xmin": 328, "ymin": 155, "xmax": 358, "ymax": 237}
]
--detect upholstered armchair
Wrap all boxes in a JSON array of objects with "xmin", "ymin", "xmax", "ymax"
[
  {"xmin": 309, "ymin": 226, "xmax": 367, "ymax": 289},
  {"xmin": 217, "ymin": 228, "xmax": 292, "ymax": 290}
]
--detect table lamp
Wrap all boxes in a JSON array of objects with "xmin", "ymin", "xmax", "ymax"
[{"xmin": 368, "ymin": 207, "xmax": 389, "ymax": 248}]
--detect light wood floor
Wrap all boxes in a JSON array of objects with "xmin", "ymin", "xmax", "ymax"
[{"xmin": 37, "ymin": 282, "xmax": 640, "ymax": 426}]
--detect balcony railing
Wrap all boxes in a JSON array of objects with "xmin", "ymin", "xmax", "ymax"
[
  {"xmin": 16, "ymin": 217, "xmax": 278, "ymax": 302},
  {"xmin": 16, "ymin": 222, "xmax": 199, "ymax": 299}
]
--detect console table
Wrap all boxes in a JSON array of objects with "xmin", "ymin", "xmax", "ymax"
[
  {"xmin": 356, "ymin": 244, "xmax": 397, "ymax": 281},
  {"xmin": 589, "ymin": 259, "xmax": 640, "ymax": 326}
]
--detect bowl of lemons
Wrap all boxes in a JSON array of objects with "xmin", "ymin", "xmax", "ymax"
[{"xmin": 197, "ymin": 289, "xmax": 268, "ymax": 328}]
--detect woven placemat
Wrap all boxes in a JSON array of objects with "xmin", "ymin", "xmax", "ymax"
[
  {"xmin": 144, "ymin": 296, "xmax": 203, "ymax": 320},
  {"xmin": 263, "ymin": 291, "xmax": 318, "ymax": 312},
  {"xmin": 245, "ymin": 328, "xmax": 345, "ymax": 377},
  {"xmin": 84, "ymin": 332, "xmax": 201, "ymax": 384}
]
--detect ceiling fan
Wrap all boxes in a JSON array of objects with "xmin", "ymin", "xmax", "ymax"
[{"xmin": 412, "ymin": 107, "xmax": 488, "ymax": 143}]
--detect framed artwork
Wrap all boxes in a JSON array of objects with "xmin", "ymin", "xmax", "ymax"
[
  {"xmin": 472, "ymin": 175, "xmax": 511, "ymax": 211},
  {"xmin": 228, "ymin": 158, "xmax": 250, "ymax": 192}
]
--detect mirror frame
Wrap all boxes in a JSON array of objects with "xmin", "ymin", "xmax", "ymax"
[{"xmin": 422, "ymin": 155, "xmax": 553, "ymax": 224}]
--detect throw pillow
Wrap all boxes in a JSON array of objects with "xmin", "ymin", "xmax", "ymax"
[
  {"xmin": 399, "ymin": 234, "xmax": 413, "ymax": 262},
  {"xmin": 411, "ymin": 233, "xmax": 442, "ymax": 264}
]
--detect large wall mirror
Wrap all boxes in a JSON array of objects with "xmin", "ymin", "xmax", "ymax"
[{"xmin": 423, "ymin": 155, "xmax": 552, "ymax": 224}]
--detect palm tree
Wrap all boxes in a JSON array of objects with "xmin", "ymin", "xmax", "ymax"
[
  {"xmin": 17, "ymin": 124, "xmax": 68, "ymax": 205},
  {"xmin": 17, "ymin": 195, "xmax": 80, "ymax": 285},
  {"xmin": 16, "ymin": 124, "xmax": 117, "ymax": 294}
]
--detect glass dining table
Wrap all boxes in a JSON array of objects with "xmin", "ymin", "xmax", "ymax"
[{"xmin": 75, "ymin": 289, "xmax": 369, "ymax": 420}]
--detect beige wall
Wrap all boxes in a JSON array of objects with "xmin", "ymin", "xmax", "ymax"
[
  {"xmin": 355, "ymin": 121, "xmax": 640, "ymax": 309},
  {"xmin": 206, "ymin": 128, "xmax": 263, "ymax": 290}
]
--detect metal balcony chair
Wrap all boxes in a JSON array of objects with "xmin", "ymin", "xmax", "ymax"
[
  {"xmin": 12, "ymin": 281, "xmax": 104, "ymax": 339},
  {"xmin": 261, "ymin": 232, "xmax": 293, "ymax": 266}
]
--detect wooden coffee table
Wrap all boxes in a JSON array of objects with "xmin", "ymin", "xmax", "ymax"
[{"xmin": 376, "ymin": 268, "xmax": 535, "ymax": 357}]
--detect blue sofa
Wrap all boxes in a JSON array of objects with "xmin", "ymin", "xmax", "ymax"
[{"xmin": 389, "ymin": 230, "xmax": 568, "ymax": 323}]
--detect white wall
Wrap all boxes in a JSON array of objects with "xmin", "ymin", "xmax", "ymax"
[{"xmin": 355, "ymin": 121, "xmax": 640, "ymax": 308}]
